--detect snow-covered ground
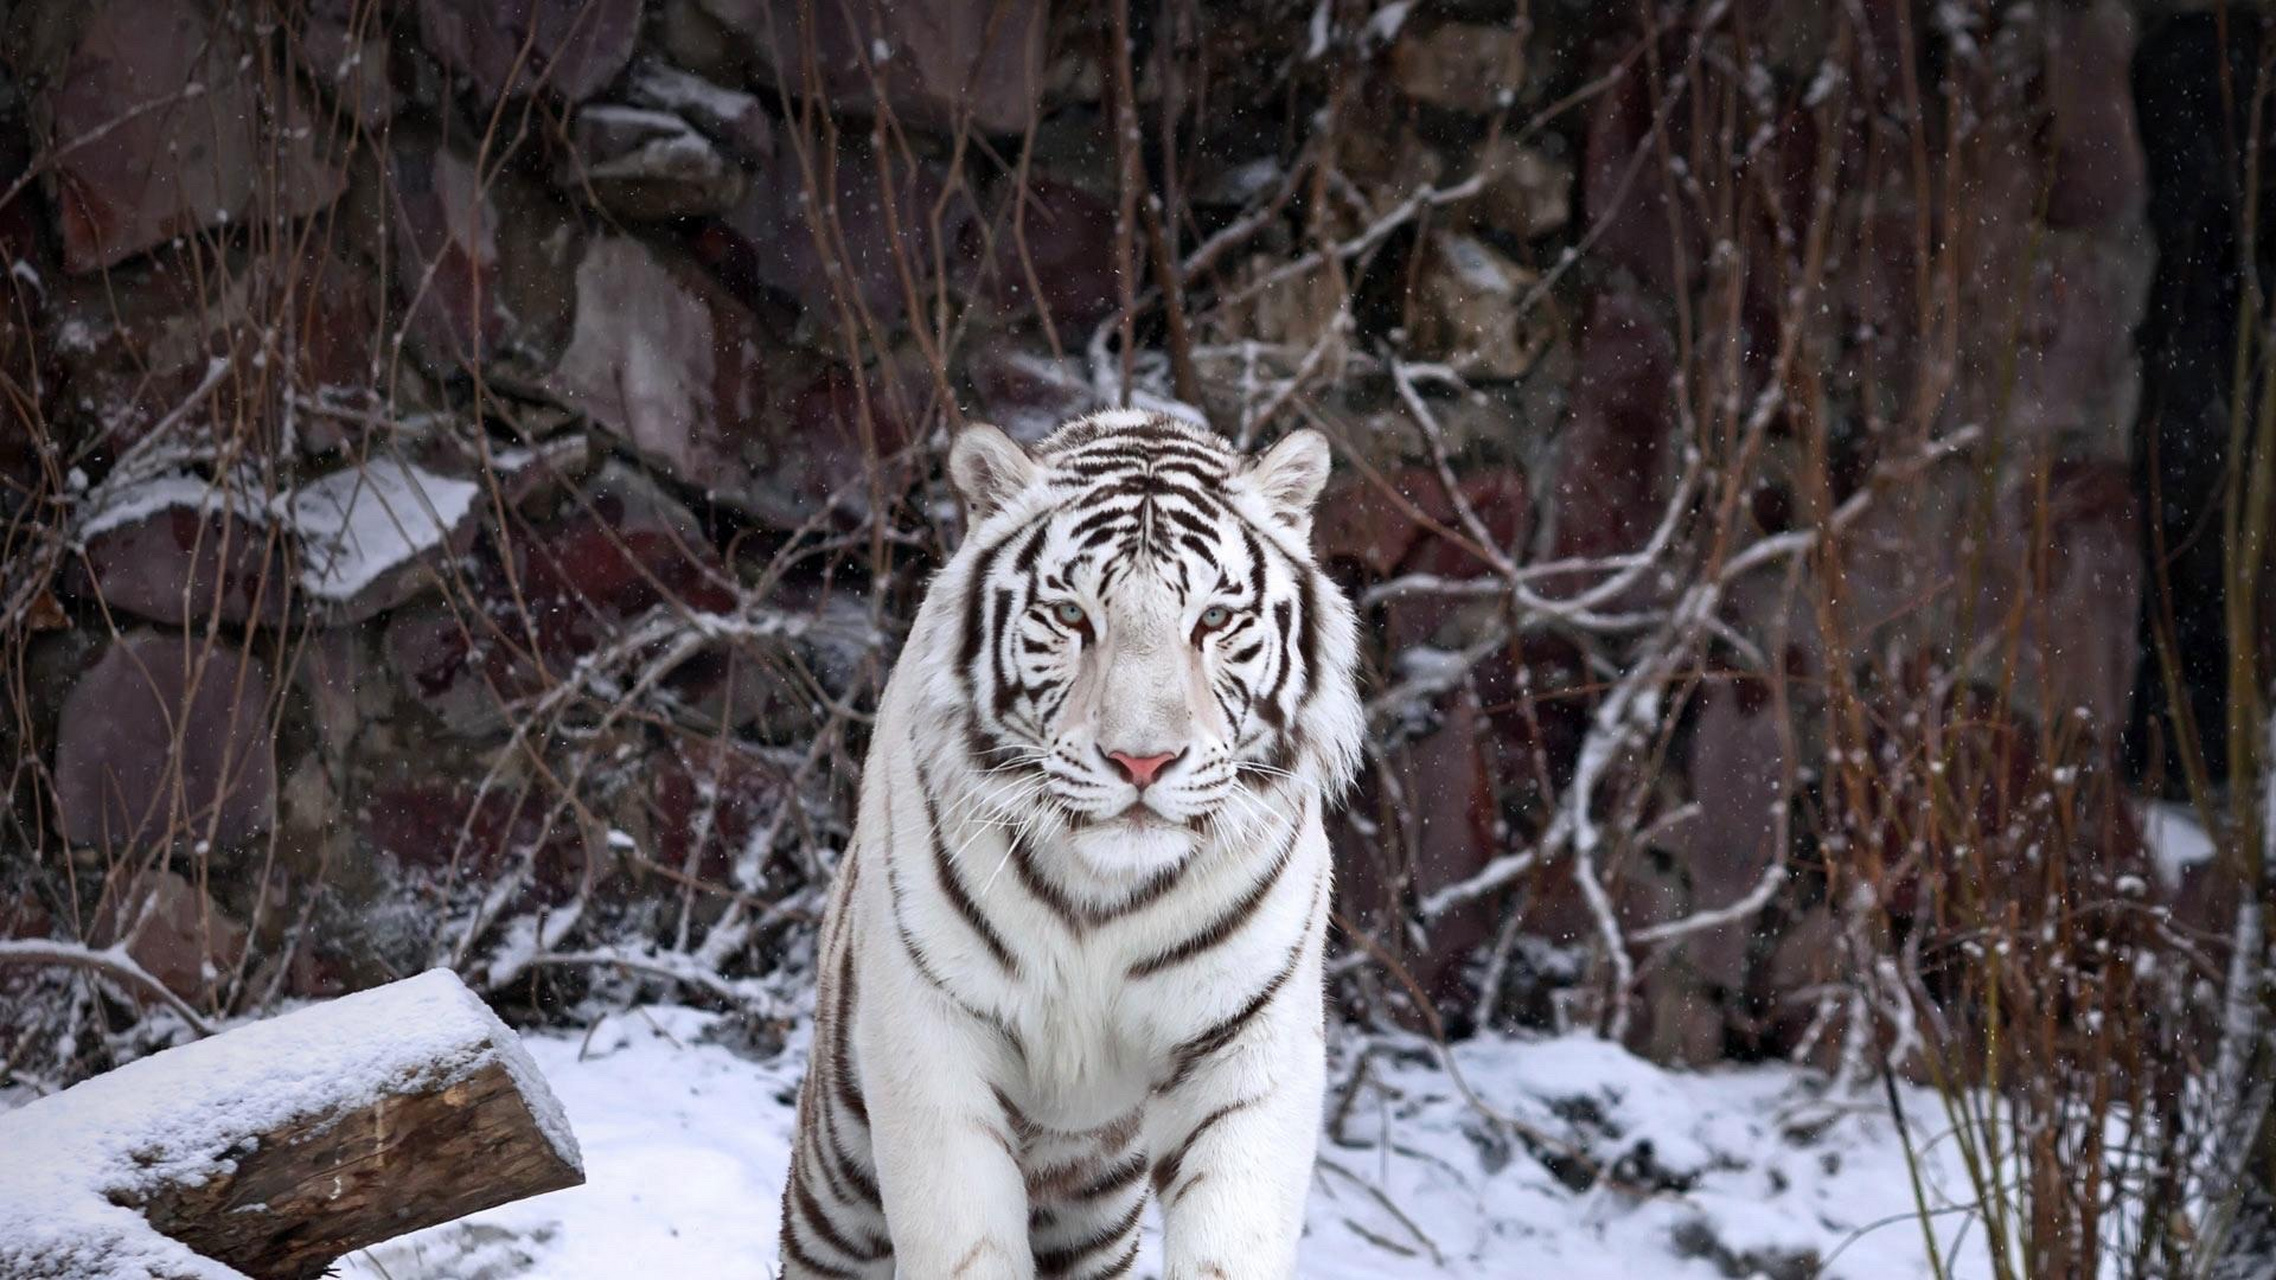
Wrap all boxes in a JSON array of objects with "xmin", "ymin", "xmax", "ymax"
[{"xmin": 341, "ymin": 1005, "xmax": 1996, "ymax": 1280}]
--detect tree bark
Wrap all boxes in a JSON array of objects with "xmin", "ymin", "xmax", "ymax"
[{"xmin": 137, "ymin": 1053, "xmax": 582, "ymax": 1279}]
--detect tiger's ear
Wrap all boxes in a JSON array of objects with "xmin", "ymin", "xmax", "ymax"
[
  {"xmin": 1244, "ymin": 429, "xmax": 1334, "ymax": 538},
  {"xmin": 948, "ymin": 423, "xmax": 1037, "ymax": 522}
]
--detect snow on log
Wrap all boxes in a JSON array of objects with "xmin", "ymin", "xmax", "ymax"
[{"xmin": 0, "ymin": 969, "xmax": 583, "ymax": 1280}]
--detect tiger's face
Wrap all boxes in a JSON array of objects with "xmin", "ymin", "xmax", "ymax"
[{"xmin": 934, "ymin": 412, "xmax": 1362, "ymax": 880}]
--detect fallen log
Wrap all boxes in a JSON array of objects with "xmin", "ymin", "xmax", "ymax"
[{"xmin": 0, "ymin": 968, "xmax": 583, "ymax": 1280}]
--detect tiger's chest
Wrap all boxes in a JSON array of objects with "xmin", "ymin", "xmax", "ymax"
[{"xmin": 996, "ymin": 933, "xmax": 1161, "ymax": 1132}]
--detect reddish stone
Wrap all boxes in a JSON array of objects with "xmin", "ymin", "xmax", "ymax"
[
  {"xmin": 278, "ymin": 252, "xmax": 387, "ymax": 444},
  {"xmin": 555, "ymin": 105, "xmax": 747, "ymax": 221},
  {"xmin": 773, "ymin": 360, "xmax": 919, "ymax": 526},
  {"xmin": 1335, "ymin": 688, "xmax": 1502, "ymax": 1009},
  {"xmin": 2009, "ymin": 231, "xmax": 2154, "ymax": 454},
  {"xmin": 1546, "ymin": 290, "xmax": 1674, "ymax": 577},
  {"xmin": 67, "ymin": 500, "xmax": 292, "ymax": 628},
  {"xmin": 1317, "ymin": 466, "xmax": 1532, "ymax": 582},
  {"xmin": 1337, "ymin": 633, "xmax": 1590, "ymax": 1021},
  {"xmin": 1661, "ymin": 680, "xmax": 1792, "ymax": 990},
  {"xmin": 54, "ymin": 634, "xmax": 277, "ymax": 852},
  {"xmin": 965, "ymin": 340, "xmax": 1098, "ymax": 444},
  {"xmin": 0, "ymin": 200, "xmax": 46, "ymax": 476},
  {"xmin": 968, "ymin": 178, "xmax": 1120, "ymax": 332},
  {"xmin": 361, "ymin": 778, "xmax": 588, "ymax": 899},
  {"xmin": 2012, "ymin": 459, "xmax": 2142, "ymax": 736},
  {"xmin": 384, "ymin": 464, "xmax": 736, "ymax": 734},
  {"xmin": 388, "ymin": 140, "xmax": 506, "ymax": 370},
  {"xmin": 1471, "ymin": 635, "xmax": 1589, "ymax": 801},
  {"xmin": 543, "ymin": 236, "xmax": 770, "ymax": 493},
  {"xmin": 661, "ymin": 581, "xmax": 876, "ymax": 742},
  {"xmin": 1315, "ymin": 463, "xmax": 1531, "ymax": 653},
  {"xmin": 645, "ymin": 741, "xmax": 793, "ymax": 887},
  {"xmin": 414, "ymin": 0, "xmax": 643, "ymax": 106},
  {"xmin": 624, "ymin": 60, "xmax": 777, "ymax": 167},
  {"xmin": 720, "ymin": 146, "xmax": 962, "ymax": 331},
  {"xmin": 90, "ymin": 869, "xmax": 246, "ymax": 1004},
  {"xmin": 696, "ymin": 0, "xmax": 1049, "ymax": 135},
  {"xmin": 1581, "ymin": 61, "xmax": 1690, "ymax": 297},
  {"xmin": 44, "ymin": 0, "xmax": 347, "ymax": 273},
  {"xmin": 300, "ymin": 0, "xmax": 397, "ymax": 127},
  {"xmin": 2045, "ymin": 1, "xmax": 2147, "ymax": 230},
  {"xmin": 386, "ymin": 137, "xmax": 582, "ymax": 377}
]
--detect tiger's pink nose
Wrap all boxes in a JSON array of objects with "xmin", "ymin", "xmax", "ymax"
[{"xmin": 1103, "ymin": 748, "xmax": 1182, "ymax": 788}]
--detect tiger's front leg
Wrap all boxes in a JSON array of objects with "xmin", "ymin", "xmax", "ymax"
[
  {"xmin": 855, "ymin": 951, "xmax": 1035, "ymax": 1280},
  {"xmin": 1144, "ymin": 938, "xmax": 1327, "ymax": 1280}
]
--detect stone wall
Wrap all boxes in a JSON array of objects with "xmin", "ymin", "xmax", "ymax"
[{"xmin": 0, "ymin": 0, "xmax": 2214, "ymax": 1082}]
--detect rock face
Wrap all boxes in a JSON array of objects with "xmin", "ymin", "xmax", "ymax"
[
  {"xmin": 1389, "ymin": 20, "xmax": 1530, "ymax": 114},
  {"xmin": 388, "ymin": 137, "xmax": 582, "ymax": 375},
  {"xmin": 967, "ymin": 178, "xmax": 1120, "ymax": 331},
  {"xmin": 284, "ymin": 459, "xmax": 486, "ymax": 622},
  {"xmin": 720, "ymin": 145, "xmax": 958, "ymax": 330},
  {"xmin": 414, "ymin": 0, "xmax": 644, "ymax": 106},
  {"xmin": 542, "ymin": 236, "xmax": 914, "ymax": 528},
  {"xmin": 685, "ymin": 0, "xmax": 1050, "ymax": 135},
  {"xmin": 68, "ymin": 494, "xmax": 292, "ymax": 628},
  {"xmin": 384, "ymin": 463, "xmax": 734, "ymax": 735},
  {"xmin": 54, "ymin": 634, "xmax": 277, "ymax": 854},
  {"xmin": 623, "ymin": 60, "xmax": 776, "ymax": 165},
  {"xmin": 39, "ymin": 0, "xmax": 348, "ymax": 273},
  {"xmin": 966, "ymin": 341, "xmax": 1099, "ymax": 443},
  {"xmin": 388, "ymin": 141, "xmax": 509, "ymax": 370},
  {"xmin": 1547, "ymin": 290, "xmax": 1675, "ymax": 573},
  {"xmin": 543, "ymin": 237, "xmax": 770, "ymax": 483},
  {"xmin": 65, "ymin": 461, "xmax": 482, "ymax": 627},
  {"xmin": 0, "ymin": 0, "xmax": 2194, "ymax": 1085},
  {"xmin": 556, "ymin": 105, "xmax": 748, "ymax": 220},
  {"xmin": 91, "ymin": 869, "xmax": 247, "ymax": 1004}
]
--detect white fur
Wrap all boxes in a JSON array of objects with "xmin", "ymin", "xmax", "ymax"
[{"xmin": 782, "ymin": 416, "xmax": 1362, "ymax": 1280}]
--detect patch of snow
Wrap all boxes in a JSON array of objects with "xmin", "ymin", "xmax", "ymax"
[
  {"xmin": 0, "ymin": 970, "xmax": 576, "ymax": 1280},
  {"xmin": 1397, "ymin": 645, "xmax": 1472, "ymax": 684},
  {"xmin": 578, "ymin": 103, "xmax": 687, "ymax": 134},
  {"xmin": 1213, "ymin": 156, "xmax": 1283, "ymax": 204},
  {"xmin": 76, "ymin": 472, "xmax": 268, "ymax": 542},
  {"xmin": 2140, "ymin": 800, "xmax": 2217, "ymax": 889},
  {"xmin": 1438, "ymin": 234, "xmax": 1520, "ymax": 295},
  {"xmin": 280, "ymin": 458, "xmax": 479, "ymax": 601},
  {"xmin": 335, "ymin": 1013, "xmax": 1992, "ymax": 1280},
  {"xmin": 1306, "ymin": 0, "xmax": 1333, "ymax": 60},
  {"xmin": 73, "ymin": 454, "xmax": 478, "ymax": 605},
  {"xmin": 55, "ymin": 316, "xmax": 102, "ymax": 352},
  {"xmin": 1363, "ymin": 1, "xmax": 1413, "ymax": 47},
  {"xmin": 629, "ymin": 63, "xmax": 756, "ymax": 122}
]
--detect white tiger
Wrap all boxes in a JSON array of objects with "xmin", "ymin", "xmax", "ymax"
[{"xmin": 780, "ymin": 411, "xmax": 1363, "ymax": 1280}]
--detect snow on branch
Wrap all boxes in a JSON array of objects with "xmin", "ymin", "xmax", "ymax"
[{"xmin": 0, "ymin": 938, "xmax": 219, "ymax": 1038}]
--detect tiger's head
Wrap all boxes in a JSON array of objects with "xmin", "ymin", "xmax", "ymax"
[{"xmin": 922, "ymin": 410, "xmax": 1363, "ymax": 881}]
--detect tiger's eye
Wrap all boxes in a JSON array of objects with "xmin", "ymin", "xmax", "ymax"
[
  {"xmin": 1199, "ymin": 605, "xmax": 1231, "ymax": 630},
  {"xmin": 1052, "ymin": 601, "xmax": 1089, "ymax": 629}
]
